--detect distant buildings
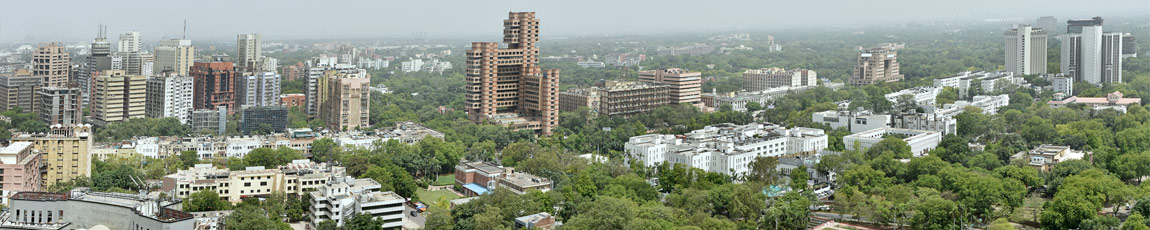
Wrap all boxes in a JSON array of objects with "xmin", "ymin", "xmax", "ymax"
[
  {"xmin": 932, "ymin": 71, "xmax": 1027, "ymax": 98},
  {"xmin": 465, "ymin": 12, "xmax": 559, "ymax": 135},
  {"xmin": 455, "ymin": 161, "xmax": 551, "ymax": 197},
  {"xmin": 605, "ymin": 53, "xmax": 645, "ymax": 67},
  {"xmin": 843, "ymin": 127, "xmax": 941, "ymax": 157},
  {"xmin": 154, "ymin": 39, "xmax": 195, "ymax": 76},
  {"xmin": 1036, "ymin": 16, "xmax": 1058, "ymax": 34},
  {"xmin": 191, "ymin": 62, "xmax": 238, "ymax": 115},
  {"xmin": 1011, "ymin": 144, "xmax": 1087, "ymax": 171},
  {"xmin": 742, "ymin": 68, "xmax": 817, "ymax": 91},
  {"xmin": 1121, "ymin": 33, "xmax": 1137, "ymax": 58},
  {"xmin": 850, "ymin": 45, "xmax": 903, "ymax": 86},
  {"xmin": 1048, "ymin": 91, "xmax": 1141, "ymax": 110},
  {"xmin": 116, "ymin": 31, "xmax": 154, "ymax": 76},
  {"xmin": 237, "ymin": 72, "xmax": 281, "ymax": 107},
  {"xmin": 624, "ymin": 123, "xmax": 827, "ymax": 176},
  {"xmin": 90, "ymin": 70, "xmax": 147, "ymax": 127},
  {"xmin": 12, "ymin": 124, "xmax": 93, "ymax": 188},
  {"xmin": 2, "ymin": 188, "xmax": 194, "ymax": 229},
  {"xmin": 145, "ymin": 74, "xmax": 194, "ymax": 124},
  {"xmin": 33, "ymin": 42, "xmax": 71, "ymax": 88},
  {"xmin": 0, "ymin": 142, "xmax": 42, "ymax": 204},
  {"xmin": 576, "ymin": 61, "xmax": 605, "ymax": 68},
  {"xmin": 656, "ymin": 44, "xmax": 715, "ymax": 56},
  {"xmin": 703, "ymin": 85, "xmax": 817, "ymax": 112},
  {"xmin": 401, "ymin": 59, "xmax": 424, "ymax": 72},
  {"xmin": 559, "ymin": 80, "xmax": 669, "ymax": 116},
  {"xmin": 308, "ymin": 177, "xmax": 406, "ymax": 229},
  {"xmin": 811, "ymin": 110, "xmax": 891, "ymax": 133},
  {"xmin": 638, "ymin": 68, "xmax": 702, "ymax": 107},
  {"xmin": 1004, "ymin": 25, "xmax": 1048, "ymax": 75},
  {"xmin": 766, "ymin": 35, "xmax": 782, "ymax": 52},
  {"xmin": 237, "ymin": 33, "xmax": 264, "ymax": 72},
  {"xmin": 1061, "ymin": 17, "xmax": 1123, "ymax": 85},
  {"xmin": 239, "ymin": 106, "xmax": 288, "ymax": 135},
  {"xmin": 162, "ymin": 161, "xmax": 343, "ymax": 203}
]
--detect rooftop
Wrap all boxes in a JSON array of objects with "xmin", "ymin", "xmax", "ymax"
[{"xmin": 0, "ymin": 142, "xmax": 32, "ymax": 155}]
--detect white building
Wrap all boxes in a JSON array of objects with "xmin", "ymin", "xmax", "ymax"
[
  {"xmin": 401, "ymin": 59, "xmax": 424, "ymax": 72},
  {"xmin": 703, "ymin": 85, "xmax": 817, "ymax": 112},
  {"xmin": 225, "ymin": 137, "xmax": 262, "ymax": 157},
  {"xmin": 935, "ymin": 94, "xmax": 1011, "ymax": 115},
  {"xmin": 238, "ymin": 72, "xmax": 281, "ymax": 107},
  {"xmin": 577, "ymin": 61, "xmax": 605, "ymax": 68},
  {"xmin": 134, "ymin": 137, "xmax": 160, "ymax": 158},
  {"xmin": 844, "ymin": 127, "xmax": 941, "ymax": 157},
  {"xmin": 305, "ymin": 64, "xmax": 364, "ymax": 116},
  {"xmin": 1004, "ymin": 25, "xmax": 1048, "ymax": 75},
  {"xmin": 891, "ymin": 112, "xmax": 957, "ymax": 136},
  {"xmin": 885, "ymin": 87, "xmax": 942, "ymax": 110},
  {"xmin": 145, "ymin": 74, "xmax": 194, "ymax": 124},
  {"xmin": 811, "ymin": 110, "xmax": 891, "ymax": 133},
  {"xmin": 624, "ymin": 123, "xmax": 827, "ymax": 176},
  {"xmin": 154, "ymin": 39, "xmax": 195, "ymax": 76},
  {"xmin": 117, "ymin": 31, "xmax": 142, "ymax": 53},
  {"xmin": 1062, "ymin": 21, "xmax": 1123, "ymax": 85},
  {"xmin": 1051, "ymin": 76, "xmax": 1074, "ymax": 96},
  {"xmin": 932, "ymin": 71, "xmax": 1025, "ymax": 98},
  {"xmin": 309, "ymin": 177, "xmax": 406, "ymax": 229}
]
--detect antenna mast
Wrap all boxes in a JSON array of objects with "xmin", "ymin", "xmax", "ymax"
[{"xmin": 183, "ymin": 19, "xmax": 187, "ymax": 39}]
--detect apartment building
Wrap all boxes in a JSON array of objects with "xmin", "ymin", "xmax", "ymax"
[
  {"xmin": 465, "ymin": 12, "xmax": 560, "ymax": 135},
  {"xmin": 237, "ymin": 72, "xmax": 281, "ymax": 107},
  {"xmin": 1061, "ymin": 17, "xmax": 1124, "ymax": 84},
  {"xmin": 191, "ymin": 62, "xmax": 238, "ymax": 115},
  {"xmin": 237, "ymin": 33, "xmax": 263, "ymax": 72},
  {"xmin": 321, "ymin": 77, "xmax": 370, "ymax": 131},
  {"xmin": 638, "ymin": 68, "xmax": 701, "ymax": 106},
  {"xmin": 162, "ymin": 160, "xmax": 343, "ymax": 203},
  {"xmin": 12, "ymin": 124, "xmax": 93, "ymax": 188},
  {"xmin": 850, "ymin": 46, "xmax": 903, "ymax": 86},
  {"xmin": 624, "ymin": 123, "xmax": 828, "ymax": 176},
  {"xmin": 32, "ymin": 42, "xmax": 71, "ymax": 88},
  {"xmin": 90, "ymin": 70, "xmax": 147, "ymax": 126},
  {"xmin": 154, "ymin": 39, "xmax": 196, "ymax": 76},
  {"xmin": 559, "ymin": 80, "xmax": 670, "ymax": 116},
  {"xmin": 742, "ymin": 68, "xmax": 817, "ymax": 91},
  {"xmin": 145, "ymin": 74, "xmax": 194, "ymax": 124},
  {"xmin": 1004, "ymin": 25, "xmax": 1048, "ymax": 75},
  {"xmin": 0, "ymin": 142, "xmax": 42, "ymax": 204},
  {"xmin": 305, "ymin": 64, "xmax": 364, "ymax": 117},
  {"xmin": 308, "ymin": 177, "xmax": 405, "ymax": 229}
]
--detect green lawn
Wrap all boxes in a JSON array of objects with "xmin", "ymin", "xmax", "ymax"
[
  {"xmin": 433, "ymin": 174, "xmax": 455, "ymax": 186},
  {"xmin": 415, "ymin": 188, "xmax": 461, "ymax": 207}
]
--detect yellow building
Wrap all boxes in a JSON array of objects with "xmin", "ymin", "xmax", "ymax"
[
  {"xmin": 13, "ymin": 124, "xmax": 93, "ymax": 188},
  {"xmin": 91, "ymin": 70, "xmax": 147, "ymax": 126}
]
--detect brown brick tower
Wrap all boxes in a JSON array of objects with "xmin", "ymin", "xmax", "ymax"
[{"xmin": 465, "ymin": 12, "xmax": 558, "ymax": 135}]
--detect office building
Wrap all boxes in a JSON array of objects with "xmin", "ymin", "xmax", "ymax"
[
  {"xmin": 308, "ymin": 177, "xmax": 406, "ymax": 229},
  {"xmin": 638, "ymin": 68, "xmax": 702, "ymax": 106},
  {"xmin": 465, "ymin": 12, "xmax": 560, "ymax": 135},
  {"xmin": 703, "ymin": 85, "xmax": 817, "ymax": 112},
  {"xmin": 305, "ymin": 64, "xmax": 364, "ymax": 117},
  {"xmin": 0, "ymin": 69, "xmax": 41, "ymax": 112},
  {"xmin": 811, "ymin": 110, "xmax": 891, "ymax": 133},
  {"xmin": 932, "ymin": 71, "xmax": 1026, "ymax": 98},
  {"xmin": 605, "ymin": 53, "xmax": 645, "ymax": 67},
  {"xmin": 624, "ymin": 123, "xmax": 827, "ymax": 176},
  {"xmin": 38, "ymin": 86, "xmax": 84, "ymax": 126},
  {"xmin": 190, "ymin": 106, "xmax": 227, "ymax": 135},
  {"xmin": 2, "ymin": 188, "xmax": 194, "ymax": 229},
  {"xmin": 1122, "ymin": 34, "xmax": 1137, "ymax": 58},
  {"xmin": 237, "ymin": 33, "xmax": 263, "ymax": 72},
  {"xmin": 145, "ymin": 74, "xmax": 194, "ymax": 124},
  {"xmin": 238, "ymin": 72, "xmax": 280, "ymax": 107},
  {"xmin": 33, "ymin": 42, "xmax": 71, "ymax": 88},
  {"xmin": 455, "ymin": 161, "xmax": 552, "ymax": 197},
  {"xmin": 1061, "ymin": 17, "xmax": 1123, "ymax": 84},
  {"xmin": 843, "ymin": 127, "xmax": 941, "ymax": 157},
  {"xmin": 239, "ymin": 106, "xmax": 287, "ymax": 135},
  {"xmin": 90, "ymin": 70, "xmax": 147, "ymax": 126},
  {"xmin": 849, "ymin": 46, "xmax": 903, "ymax": 86},
  {"xmin": 742, "ymin": 68, "xmax": 817, "ymax": 91},
  {"xmin": 1036, "ymin": 16, "xmax": 1058, "ymax": 33},
  {"xmin": 1004, "ymin": 25, "xmax": 1048, "ymax": 75},
  {"xmin": 162, "ymin": 160, "xmax": 343, "ymax": 203},
  {"xmin": 558, "ymin": 80, "xmax": 669, "ymax": 116},
  {"xmin": 13, "ymin": 124, "xmax": 93, "ymax": 188},
  {"xmin": 0, "ymin": 142, "xmax": 42, "ymax": 204},
  {"xmin": 154, "ymin": 39, "xmax": 196, "ymax": 76},
  {"xmin": 117, "ymin": 31, "xmax": 142, "ymax": 53},
  {"xmin": 1010, "ymin": 145, "xmax": 1087, "ymax": 172},
  {"xmin": 321, "ymin": 77, "xmax": 370, "ymax": 131},
  {"xmin": 80, "ymin": 26, "xmax": 114, "ymax": 107},
  {"xmin": 191, "ymin": 62, "xmax": 237, "ymax": 114}
]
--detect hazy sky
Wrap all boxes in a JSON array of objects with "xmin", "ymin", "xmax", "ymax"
[{"xmin": 1, "ymin": 0, "xmax": 1146, "ymax": 42}]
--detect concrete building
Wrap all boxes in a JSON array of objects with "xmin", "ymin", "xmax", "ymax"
[
  {"xmin": 190, "ymin": 106, "xmax": 227, "ymax": 135},
  {"xmin": 638, "ymin": 68, "xmax": 702, "ymax": 107},
  {"xmin": 576, "ymin": 61, "xmax": 605, "ymax": 68},
  {"xmin": 308, "ymin": 177, "xmax": 406, "ymax": 229},
  {"xmin": 1049, "ymin": 91, "xmax": 1141, "ymax": 108},
  {"xmin": 454, "ymin": 161, "xmax": 551, "ymax": 197},
  {"xmin": 766, "ymin": 35, "xmax": 782, "ymax": 52},
  {"xmin": 703, "ymin": 85, "xmax": 816, "ymax": 112},
  {"xmin": 401, "ymin": 59, "xmax": 423, "ymax": 73},
  {"xmin": 850, "ymin": 46, "xmax": 903, "ymax": 86},
  {"xmin": 465, "ymin": 12, "xmax": 560, "ymax": 135},
  {"xmin": 237, "ymin": 72, "xmax": 281, "ymax": 107},
  {"xmin": 378, "ymin": 121, "xmax": 446, "ymax": 144},
  {"xmin": 38, "ymin": 86, "xmax": 84, "ymax": 126},
  {"xmin": 162, "ymin": 160, "xmax": 344, "ymax": 203},
  {"xmin": 515, "ymin": 212, "xmax": 559, "ymax": 230},
  {"xmin": 305, "ymin": 64, "xmax": 364, "ymax": 117},
  {"xmin": 1, "ymin": 188, "xmax": 194, "ymax": 230},
  {"xmin": 237, "ymin": 33, "xmax": 263, "ymax": 72},
  {"xmin": 0, "ymin": 142, "xmax": 42, "ymax": 204},
  {"xmin": 891, "ymin": 112, "xmax": 957, "ymax": 136},
  {"xmin": 810, "ymin": 110, "xmax": 891, "ymax": 133},
  {"xmin": 884, "ymin": 87, "xmax": 942, "ymax": 111},
  {"xmin": 942, "ymin": 94, "xmax": 1011, "ymax": 115},
  {"xmin": 1004, "ymin": 25, "xmax": 1048, "ymax": 75},
  {"xmin": 656, "ymin": 45, "xmax": 715, "ymax": 56},
  {"xmin": 843, "ymin": 127, "xmax": 941, "ymax": 157},
  {"xmin": 1051, "ymin": 76, "xmax": 1074, "ymax": 96},
  {"xmin": 13, "ymin": 124, "xmax": 93, "ymax": 188},
  {"xmin": 1011, "ymin": 144, "xmax": 1087, "ymax": 172},
  {"xmin": 83, "ymin": 26, "xmax": 113, "ymax": 107},
  {"xmin": 117, "ymin": 31, "xmax": 142, "ymax": 53},
  {"xmin": 282, "ymin": 65, "xmax": 301, "ymax": 81},
  {"xmin": 0, "ymin": 69, "xmax": 41, "ymax": 112},
  {"xmin": 1036, "ymin": 16, "xmax": 1058, "ymax": 34},
  {"xmin": 191, "ymin": 62, "xmax": 237, "ymax": 114},
  {"xmin": 624, "ymin": 123, "xmax": 827, "ymax": 176},
  {"xmin": 742, "ymin": 68, "xmax": 817, "ymax": 91},
  {"xmin": 1122, "ymin": 33, "xmax": 1137, "ymax": 58},
  {"xmin": 145, "ymin": 74, "xmax": 194, "ymax": 124},
  {"xmin": 605, "ymin": 53, "xmax": 645, "ymax": 67},
  {"xmin": 280, "ymin": 94, "xmax": 305, "ymax": 108},
  {"xmin": 90, "ymin": 70, "xmax": 147, "ymax": 127},
  {"xmin": 239, "ymin": 106, "xmax": 288, "ymax": 135},
  {"xmin": 559, "ymin": 80, "xmax": 669, "ymax": 116},
  {"xmin": 1061, "ymin": 17, "xmax": 1123, "ymax": 85},
  {"xmin": 154, "ymin": 39, "xmax": 196, "ymax": 76},
  {"xmin": 321, "ymin": 76, "xmax": 370, "ymax": 131},
  {"xmin": 932, "ymin": 71, "xmax": 1025, "ymax": 98},
  {"xmin": 33, "ymin": 42, "xmax": 71, "ymax": 88}
]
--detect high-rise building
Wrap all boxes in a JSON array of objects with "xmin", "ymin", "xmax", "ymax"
[
  {"xmin": 237, "ymin": 72, "xmax": 281, "ymax": 107},
  {"xmin": 1004, "ymin": 25, "xmax": 1048, "ymax": 75},
  {"xmin": 38, "ymin": 86, "xmax": 83, "ymax": 126},
  {"xmin": 13, "ymin": 124, "xmax": 93, "ymax": 189},
  {"xmin": 1122, "ymin": 34, "xmax": 1138, "ymax": 58},
  {"xmin": 81, "ymin": 26, "xmax": 114, "ymax": 107},
  {"xmin": 464, "ymin": 12, "xmax": 559, "ymax": 135},
  {"xmin": 1061, "ymin": 17, "xmax": 1123, "ymax": 85},
  {"xmin": 1036, "ymin": 16, "xmax": 1058, "ymax": 33},
  {"xmin": 742, "ymin": 68, "xmax": 817, "ymax": 91},
  {"xmin": 120, "ymin": 52, "xmax": 154, "ymax": 76},
  {"xmin": 145, "ymin": 73, "xmax": 194, "ymax": 124},
  {"xmin": 766, "ymin": 35, "xmax": 782, "ymax": 52},
  {"xmin": 282, "ymin": 65, "xmax": 300, "ymax": 81},
  {"xmin": 638, "ymin": 68, "xmax": 702, "ymax": 106},
  {"xmin": 321, "ymin": 77, "xmax": 370, "ymax": 130},
  {"xmin": 154, "ymin": 39, "xmax": 196, "ymax": 76},
  {"xmin": 191, "ymin": 62, "xmax": 237, "ymax": 114},
  {"xmin": 191, "ymin": 106, "xmax": 227, "ymax": 135},
  {"xmin": 0, "ymin": 69, "xmax": 41, "ymax": 112},
  {"xmin": 239, "ymin": 106, "xmax": 288, "ymax": 135},
  {"xmin": 237, "ymin": 33, "xmax": 263, "ymax": 72},
  {"xmin": 117, "ymin": 31, "xmax": 142, "ymax": 53},
  {"xmin": 305, "ymin": 64, "xmax": 364, "ymax": 117},
  {"xmin": 850, "ymin": 46, "xmax": 903, "ymax": 86},
  {"xmin": 90, "ymin": 70, "xmax": 147, "ymax": 126},
  {"xmin": 32, "ymin": 42, "xmax": 71, "ymax": 88}
]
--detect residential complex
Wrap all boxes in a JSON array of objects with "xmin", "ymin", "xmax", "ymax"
[
  {"xmin": 638, "ymin": 68, "xmax": 702, "ymax": 107},
  {"xmin": 191, "ymin": 62, "xmax": 238, "ymax": 114},
  {"xmin": 1004, "ymin": 25, "xmax": 1048, "ymax": 75},
  {"xmin": 624, "ymin": 123, "xmax": 827, "ymax": 176},
  {"xmin": 843, "ymin": 127, "xmax": 941, "ymax": 157},
  {"xmin": 237, "ymin": 33, "xmax": 263, "ymax": 72},
  {"xmin": 850, "ymin": 45, "xmax": 903, "ymax": 86},
  {"xmin": 0, "ymin": 142, "xmax": 42, "ymax": 204},
  {"xmin": 305, "ymin": 63, "xmax": 364, "ymax": 117},
  {"xmin": 32, "ymin": 42, "xmax": 71, "ymax": 88},
  {"xmin": 162, "ymin": 160, "xmax": 344, "ymax": 203},
  {"xmin": 12, "ymin": 124, "xmax": 93, "ymax": 188},
  {"xmin": 237, "ymin": 72, "xmax": 281, "ymax": 107},
  {"xmin": 464, "ymin": 12, "xmax": 560, "ymax": 135},
  {"xmin": 1, "ymin": 188, "xmax": 194, "ymax": 229},
  {"xmin": 558, "ymin": 80, "xmax": 669, "ymax": 116},
  {"xmin": 320, "ymin": 76, "xmax": 370, "ymax": 130},
  {"xmin": 309, "ymin": 177, "xmax": 406, "ymax": 229},
  {"xmin": 90, "ymin": 70, "xmax": 147, "ymax": 126},
  {"xmin": 145, "ymin": 73, "xmax": 195, "ymax": 124},
  {"xmin": 742, "ymin": 68, "xmax": 817, "ymax": 91}
]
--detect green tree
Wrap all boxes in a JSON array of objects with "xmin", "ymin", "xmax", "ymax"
[
  {"xmin": 937, "ymin": 87, "xmax": 959, "ymax": 105},
  {"xmin": 184, "ymin": 190, "xmax": 232, "ymax": 212},
  {"xmin": 839, "ymin": 165, "xmax": 891, "ymax": 194},
  {"xmin": 911, "ymin": 195, "xmax": 959, "ymax": 230},
  {"xmin": 225, "ymin": 204, "xmax": 292, "ymax": 230},
  {"xmin": 745, "ymin": 101, "xmax": 763, "ymax": 112},
  {"xmin": 311, "ymin": 138, "xmax": 338, "ymax": 163},
  {"xmin": 789, "ymin": 165, "xmax": 810, "ymax": 191},
  {"xmin": 747, "ymin": 156, "xmax": 780, "ymax": 184},
  {"xmin": 179, "ymin": 150, "xmax": 200, "ymax": 167},
  {"xmin": 424, "ymin": 206, "xmax": 454, "ymax": 230},
  {"xmin": 866, "ymin": 137, "xmax": 913, "ymax": 159},
  {"xmin": 1124, "ymin": 213, "xmax": 1150, "ymax": 230},
  {"xmin": 473, "ymin": 206, "xmax": 507, "ymax": 230}
]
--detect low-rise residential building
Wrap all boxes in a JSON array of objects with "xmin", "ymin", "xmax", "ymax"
[
  {"xmin": 933, "ymin": 71, "xmax": 1027, "ymax": 98},
  {"xmin": 702, "ymin": 85, "xmax": 817, "ymax": 112},
  {"xmin": 309, "ymin": 177, "xmax": 405, "ymax": 229},
  {"xmin": 1049, "ymin": 75, "xmax": 1074, "ymax": 96},
  {"xmin": 1048, "ymin": 91, "xmax": 1141, "ymax": 108},
  {"xmin": 811, "ymin": 110, "xmax": 891, "ymax": 133},
  {"xmin": 624, "ymin": 123, "xmax": 828, "ymax": 176},
  {"xmin": 843, "ymin": 127, "xmax": 941, "ymax": 157},
  {"xmin": 162, "ymin": 160, "xmax": 344, "ymax": 203},
  {"xmin": 559, "ymin": 80, "xmax": 670, "ymax": 116},
  {"xmin": 1, "ymin": 188, "xmax": 194, "ymax": 230},
  {"xmin": 1011, "ymin": 145, "xmax": 1087, "ymax": 172},
  {"xmin": 515, "ymin": 212, "xmax": 560, "ymax": 230},
  {"xmin": 0, "ymin": 142, "xmax": 42, "ymax": 204}
]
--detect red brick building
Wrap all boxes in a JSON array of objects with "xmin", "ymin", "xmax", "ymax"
[
  {"xmin": 280, "ymin": 94, "xmax": 305, "ymax": 108},
  {"xmin": 191, "ymin": 62, "xmax": 237, "ymax": 114}
]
